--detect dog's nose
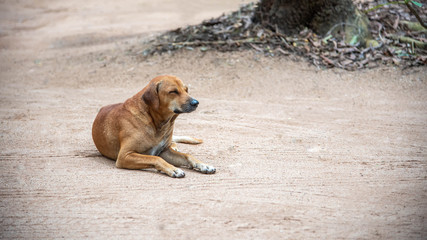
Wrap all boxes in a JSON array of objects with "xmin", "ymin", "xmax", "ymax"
[{"xmin": 190, "ymin": 99, "xmax": 199, "ymax": 107}]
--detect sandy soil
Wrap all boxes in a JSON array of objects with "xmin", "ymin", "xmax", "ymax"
[{"xmin": 1, "ymin": 1, "xmax": 426, "ymax": 239}]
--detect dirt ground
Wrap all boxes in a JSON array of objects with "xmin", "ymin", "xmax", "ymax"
[{"xmin": 1, "ymin": 0, "xmax": 426, "ymax": 239}]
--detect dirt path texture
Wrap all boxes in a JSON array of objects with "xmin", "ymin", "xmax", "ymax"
[{"xmin": 0, "ymin": 0, "xmax": 426, "ymax": 239}]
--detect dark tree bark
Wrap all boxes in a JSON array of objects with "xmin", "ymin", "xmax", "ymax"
[{"xmin": 254, "ymin": 0, "xmax": 369, "ymax": 42}]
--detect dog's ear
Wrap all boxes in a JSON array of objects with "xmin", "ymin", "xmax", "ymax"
[{"xmin": 142, "ymin": 81, "xmax": 161, "ymax": 110}]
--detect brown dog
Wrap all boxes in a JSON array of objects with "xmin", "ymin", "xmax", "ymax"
[{"xmin": 92, "ymin": 75, "xmax": 216, "ymax": 178}]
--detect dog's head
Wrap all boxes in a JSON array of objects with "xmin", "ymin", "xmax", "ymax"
[{"xmin": 142, "ymin": 75, "xmax": 199, "ymax": 114}]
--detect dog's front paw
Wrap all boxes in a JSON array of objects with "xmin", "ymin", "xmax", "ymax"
[
  {"xmin": 169, "ymin": 168, "xmax": 185, "ymax": 178},
  {"xmin": 194, "ymin": 163, "xmax": 216, "ymax": 174}
]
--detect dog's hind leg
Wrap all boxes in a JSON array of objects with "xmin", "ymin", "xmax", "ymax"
[
  {"xmin": 172, "ymin": 136, "xmax": 203, "ymax": 144},
  {"xmin": 160, "ymin": 147, "xmax": 216, "ymax": 174}
]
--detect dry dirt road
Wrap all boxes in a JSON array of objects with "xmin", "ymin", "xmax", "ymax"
[{"xmin": 1, "ymin": 1, "xmax": 426, "ymax": 239}]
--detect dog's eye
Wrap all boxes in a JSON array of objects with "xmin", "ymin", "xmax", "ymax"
[{"xmin": 169, "ymin": 90, "xmax": 179, "ymax": 95}]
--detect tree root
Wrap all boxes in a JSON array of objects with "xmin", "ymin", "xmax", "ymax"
[
  {"xmin": 388, "ymin": 34, "xmax": 427, "ymax": 49},
  {"xmin": 400, "ymin": 21, "xmax": 427, "ymax": 32}
]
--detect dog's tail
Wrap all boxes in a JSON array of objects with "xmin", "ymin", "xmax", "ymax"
[{"xmin": 172, "ymin": 136, "xmax": 203, "ymax": 144}]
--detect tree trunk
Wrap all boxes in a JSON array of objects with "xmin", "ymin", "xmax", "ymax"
[{"xmin": 254, "ymin": 0, "xmax": 370, "ymax": 44}]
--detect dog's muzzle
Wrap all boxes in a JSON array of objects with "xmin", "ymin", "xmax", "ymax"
[{"xmin": 174, "ymin": 98, "xmax": 199, "ymax": 114}]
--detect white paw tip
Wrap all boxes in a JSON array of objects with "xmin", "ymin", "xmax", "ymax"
[{"xmin": 172, "ymin": 168, "xmax": 185, "ymax": 178}]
